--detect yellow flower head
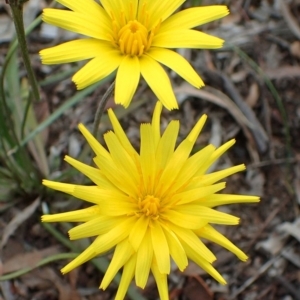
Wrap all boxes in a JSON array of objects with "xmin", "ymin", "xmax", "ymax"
[
  {"xmin": 40, "ymin": 0, "xmax": 229, "ymax": 109},
  {"xmin": 42, "ymin": 102, "xmax": 259, "ymax": 300}
]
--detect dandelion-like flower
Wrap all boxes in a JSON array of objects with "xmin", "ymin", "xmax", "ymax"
[
  {"xmin": 42, "ymin": 102, "xmax": 259, "ymax": 300},
  {"xmin": 40, "ymin": 0, "xmax": 229, "ymax": 109}
]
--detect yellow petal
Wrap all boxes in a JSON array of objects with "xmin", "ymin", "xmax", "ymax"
[
  {"xmin": 42, "ymin": 9, "xmax": 111, "ymax": 41},
  {"xmin": 187, "ymin": 114, "xmax": 207, "ymax": 143},
  {"xmin": 148, "ymin": 48, "xmax": 204, "ymax": 88},
  {"xmin": 93, "ymin": 155, "xmax": 138, "ymax": 196},
  {"xmin": 107, "ymin": 109, "xmax": 138, "ymax": 157},
  {"xmin": 64, "ymin": 155, "xmax": 113, "ymax": 188},
  {"xmin": 140, "ymin": 124, "xmax": 156, "ymax": 193},
  {"xmin": 92, "ymin": 217, "xmax": 136, "ymax": 255},
  {"xmin": 173, "ymin": 182, "xmax": 226, "ymax": 205},
  {"xmin": 162, "ymin": 210, "xmax": 207, "ymax": 229},
  {"xmin": 151, "ymin": 221, "xmax": 170, "ymax": 274},
  {"xmin": 115, "ymin": 55, "xmax": 140, "ymax": 107},
  {"xmin": 100, "ymin": 239, "xmax": 134, "ymax": 290},
  {"xmin": 153, "ymin": 29, "xmax": 224, "ymax": 49},
  {"xmin": 174, "ymin": 145, "xmax": 216, "ymax": 191},
  {"xmin": 78, "ymin": 123, "xmax": 110, "ymax": 160},
  {"xmin": 201, "ymin": 194, "xmax": 260, "ymax": 208},
  {"xmin": 176, "ymin": 205, "xmax": 240, "ymax": 225},
  {"xmin": 62, "ymin": 240, "xmax": 97, "ymax": 274},
  {"xmin": 104, "ymin": 132, "xmax": 139, "ymax": 183},
  {"xmin": 100, "ymin": 0, "xmax": 138, "ymax": 25},
  {"xmin": 161, "ymin": 224, "xmax": 188, "ymax": 271},
  {"xmin": 199, "ymin": 164, "xmax": 246, "ymax": 186},
  {"xmin": 140, "ymin": 0, "xmax": 185, "ymax": 30},
  {"xmin": 168, "ymin": 224, "xmax": 216, "ymax": 263},
  {"xmin": 40, "ymin": 39, "xmax": 108, "ymax": 64},
  {"xmin": 42, "ymin": 179, "xmax": 74, "ymax": 194},
  {"xmin": 129, "ymin": 216, "xmax": 150, "ymax": 251},
  {"xmin": 196, "ymin": 139, "xmax": 236, "ymax": 175},
  {"xmin": 71, "ymin": 186, "xmax": 110, "ymax": 204},
  {"xmin": 151, "ymin": 101, "xmax": 163, "ymax": 149},
  {"xmin": 140, "ymin": 55, "xmax": 178, "ymax": 110},
  {"xmin": 69, "ymin": 216, "xmax": 124, "ymax": 240},
  {"xmin": 57, "ymin": 0, "xmax": 111, "ymax": 29},
  {"xmin": 42, "ymin": 205, "xmax": 99, "ymax": 223},
  {"xmin": 73, "ymin": 51, "xmax": 123, "ymax": 89},
  {"xmin": 183, "ymin": 241, "xmax": 227, "ymax": 284},
  {"xmin": 196, "ymin": 224, "xmax": 248, "ymax": 261},
  {"xmin": 115, "ymin": 255, "xmax": 136, "ymax": 300},
  {"xmin": 135, "ymin": 231, "xmax": 153, "ymax": 288},
  {"xmin": 159, "ymin": 6, "xmax": 229, "ymax": 32},
  {"xmin": 151, "ymin": 258, "xmax": 169, "ymax": 300},
  {"xmin": 155, "ymin": 120, "xmax": 179, "ymax": 171}
]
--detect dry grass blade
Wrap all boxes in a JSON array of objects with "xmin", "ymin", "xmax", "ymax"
[
  {"xmin": 175, "ymin": 83, "xmax": 252, "ymax": 128},
  {"xmin": 280, "ymin": 0, "xmax": 300, "ymax": 39},
  {"xmin": 2, "ymin": 246, "xmax": 60, "ymax": 274},
  {"xmin": 0, "ymin": 197, "xmax": 40, "ymax": 250}
]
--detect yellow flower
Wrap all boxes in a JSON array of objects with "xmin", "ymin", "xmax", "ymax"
[
  {"xmin": 40, "ymin": 0, "xmax": 229, "ymax": 109},
  {"xmin": 42, "ymin": 102, "xmax": 259, "ymax": 300}
]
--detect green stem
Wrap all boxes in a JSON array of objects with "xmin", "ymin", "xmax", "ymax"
[
  {"xmin": 92, "ymin": 81, "xmax": 115, "ymax": 138},
  {"xmin": 10, "ymin": 2, "xmax": 40, "ymax": 103}
]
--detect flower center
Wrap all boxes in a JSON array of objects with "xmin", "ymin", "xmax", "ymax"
[
  {"xmin": 117, "ymin": 20, "xmax": 149, "ymax": 56},
  {"xmin": 139, "ymin": 195, "xmax": 160, "ymax": 216}
]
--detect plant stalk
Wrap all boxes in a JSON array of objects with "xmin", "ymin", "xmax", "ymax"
[
  {"xmin": 10, "ymin": 1, "xmax": 40, "ymax": 103},
  {"xmin": 92, "ymin": 81, "xmax": 115, "ymax": 138}
]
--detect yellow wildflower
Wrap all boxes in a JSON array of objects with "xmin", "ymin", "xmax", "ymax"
[
  {"xmin": 40, "ymin": 0, "xmax": 229, "ymax": 109},
  {"xmin": 42, "ymin": 102, "xmax": 259, "ymax": 300}
]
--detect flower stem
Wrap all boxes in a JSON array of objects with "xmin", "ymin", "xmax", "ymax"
[
  {"xmin": 10, "ymin": 1, "xmax": 40, "ymax": 103},
  {"xmin": 92, "ymin": 81, "xmax": 115, "ymax": 138}
]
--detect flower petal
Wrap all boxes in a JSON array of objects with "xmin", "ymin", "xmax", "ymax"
[
  {"xmin": 168, "ymin": 224, "xmax": 216, "ymax": 263},
  {"xmin": 151, "ymin": 221, "xmax": 170, "ymax": 274},
  {"xmin": 107, "ymin": 109, "xmax": 138, "ymax": 157},
  {"xmin": 196, "ymin": 224, "xmax": 248, "ymax": 261},
  {"xmin": 100, "ymin": 0, "xmax": 138, "ymax": 23},
  {"xmin": 40, "ymin": 39, "xmax": 109, "ymax": 64},
  {"xmin": 64, "ymin": 155, "xmax": 113, "ymax": 188},
  {"xmin": 100, "ymin": 239, "xmax": 134, "ymax": 290},
  {"xmin": 115, "ymin": 255, "xmax": 136, "ymax": 300},
  {"xmin": 202, "ymin": 194, "xmax": 260, "ymax": 208},
  {"xmin": 140, "ymin": 124, "xmax": 156, "ymax": 193},
  {"xmin": 42, "ymin": 180, "xmax": 74, "ymax": 194},
  {"xmin": 135, "ymin": 231, "xmax": 153, "ymax": 288},
  {"xmin": 162, "ymin": 225, "xmax": 188, "ymax": 271},
  {"xmin": 139, "ymin": 0, "xmax": 185, "ymax": 30},
  {"xmin": 115, "ymin": 55, "xmax": 140, "ymax": 107},
  {"xmin": 129, "ymin": 216, "xmax": 150, "ymax": 251},
  {"xmin": 57, "ymin": 0, "xmax": 110, "ymax": 26},
  {"xmin": 162, "ymin": 210, "xmax": 207, "ymax": 229},
  {"xmin": 199, "ymin": 164, "xmax": 246, "ymax": 186},
  {"xmin": 147, "ymin": 47, "xmax": 204, "ymax": 88},
  {"xmin": 153, "ymin": 29, "xmax": 224, "ymax": 49},
  {"xmin": 42, "ymin": 205, "xmax": 99, "ymax": 223},
  {"xmin": 155, "ymin": 120, "xmax": 179, "ymax": 171},
  {"xmin": 151, "ymin": 259, "xmax": 169, "ymax": 300},
  {"xmin": 78, "ymin": 123, "xmax": 111, "ymax": 160},
  {"xmin": 151, "ymin": 101, "xmax": 163, "ymax": 149},
  {"xmin": 42, "ymin": 9, "xmax": 111, "ymax": 40},
  {"xmin": 69, "ymin": 216, "xmax": 124, "ymax": 240},
  {"xmin": 175, "ymin": 205, "xmax": 240, "ymax": 225},
  {"xmin": 182, "ymin": 240, "xmax": 226, "ymax": 284},
  {"xmin": 73, "ymin": 51, "xmax": 123, "ymax": 89},
  {"xmin": 140, "ymin": 55, "xmax": 178, "ymax": 110},
  {"xmin": 159, "ymin": 6, "xmax": 229, "ymax": 32}
]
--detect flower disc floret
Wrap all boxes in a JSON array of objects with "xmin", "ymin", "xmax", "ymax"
[
  {"xmin": 42, "ymin": 102, "xmax": 259, "ymax": 300},
  {"xmin": 40, "ymin": 0, "xmax": 230, "ymax": 109}
]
